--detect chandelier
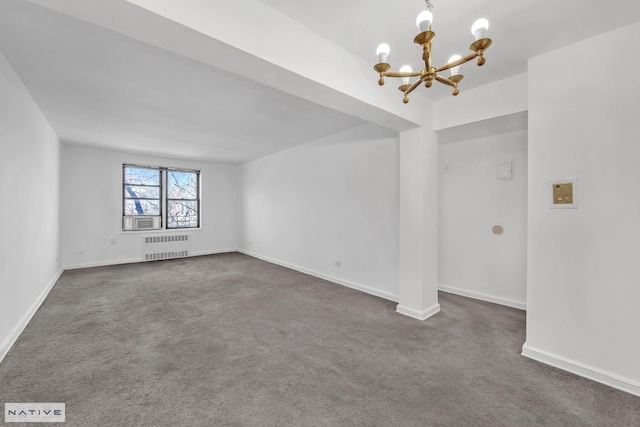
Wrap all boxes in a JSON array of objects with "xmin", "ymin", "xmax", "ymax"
[{"xmin": 374, "ymin": 0, "xmax": 492, "ymax": 102}]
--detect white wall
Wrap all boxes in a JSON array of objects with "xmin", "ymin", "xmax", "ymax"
[
  {"xmin": 240, "ymin": 123, "xmax": 400, "ymax": 301},
  {"xmin": 0, "ymin": 52, "xmax": 61, "ymax": 361},
  {"xmin": 434, "ymin": 73, "xmax": 527, "ymax": 131},
  {"xmin": 60, "ymin": 145, "xmax": 239, "ymax": 268},
  {"xmin": 524, "ymin": 21, "xmax": 640, "ymax": 396},
  {"xmin": 438, "ymin": 129, "xmax": 528, "ymax": 309}
]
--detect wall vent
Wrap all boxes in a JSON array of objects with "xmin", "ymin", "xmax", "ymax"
[{"xmin": 142, "ymin": 234, "xmax": 191, "ymax": 261}]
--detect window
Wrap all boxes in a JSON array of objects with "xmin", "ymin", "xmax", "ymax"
[
  {"xmin": 167, "ymin": 170, "xmax": 199, "ymax": 229},
  {"xmin": 122, "ymin": 164, "xmax": 200, "ymax": 231},
  {"xmin": 123, "ymin": 166, "xmax": 161, "ymax": 217}
]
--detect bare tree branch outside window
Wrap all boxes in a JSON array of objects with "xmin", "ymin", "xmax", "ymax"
[
  {"xmin": 167, "ymin": 170, "xmax": 199, "ymax": 229},
  {"xmin": 122, "ymin": 165, "xmax": 200, "ymax": 230}
]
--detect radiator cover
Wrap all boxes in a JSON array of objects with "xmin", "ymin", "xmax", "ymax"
[{"xmin": 142, "ymin": 234, "xmax": 191, "ymax": 261}]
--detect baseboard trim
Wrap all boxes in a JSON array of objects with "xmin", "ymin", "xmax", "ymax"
[
  {"xmin": 396, "ymin": 303, "xmax": 441, "ymax": 321},
  {"xmin": 0, "ymin": 267, "xmax": 64, "ymax": 364},
  {"xmin": 63, "ymin": 249, "xmax": 239, "ymax": 270},
  {"xmin": 438, "ymin": 284, "xmax": 526, "ymax": 311},
  {"xmin": 191, "ymin": 249, "xmax": 238, "ymax": 257},
  {"xmin": 238, "ymin": 249, "xmax": 399, "ymax": 303},
  {"xmin": 521, "ymin": 343, "xmax": 640, "ymax": 397},
  {"xmin": 63, "ymin": 258, "xmax": 142, "ymax": 270}
]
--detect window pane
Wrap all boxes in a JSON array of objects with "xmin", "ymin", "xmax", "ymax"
[
  {"xmin": 124, "ymin": 199, "xmax": 160, "ymax": 216},
  {"xmin": 124, "ymin": 185, "xmax": 160, "ymax": 199},
  {"xmin": 167, "ymin": 171, "xmax": 198, "ymax": 199},
  {"xmin": 124, "ymin": 167, "xmax": 160, "ymax": 186},
  {"xmin": 167, "ymin": 200, "xmax": 198, "ymax": 228}
]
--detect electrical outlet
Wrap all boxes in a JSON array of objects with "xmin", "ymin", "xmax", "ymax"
[
  {"xmin": 110, "ymin": 238, "xmax": 117, "ymax": 245},
  {"xmin": 334, "ymin": 261, "xmax": 342, "ymax": 267}
]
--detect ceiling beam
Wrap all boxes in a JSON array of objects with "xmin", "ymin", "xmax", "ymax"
[{"xmin": 28, "ymin": 0, "xmax": 430, "ymax": 132}]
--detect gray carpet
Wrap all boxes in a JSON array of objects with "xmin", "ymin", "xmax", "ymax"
[{"xmin": 1, "ymin": 253, "xmax": 638, "ymax": 426}]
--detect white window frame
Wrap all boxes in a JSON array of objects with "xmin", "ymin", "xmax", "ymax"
[{"xmin": 122, "ymin": 164, "xmax": 201, "ymax": 231}]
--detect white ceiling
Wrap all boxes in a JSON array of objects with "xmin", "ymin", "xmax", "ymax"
[
  {"xmin": 2, "ymin": 0, "xmax": 640, "ymax": 162},
  {"xmin": 0, "ymin": 1, "xmax": 364, "ymax": 163},
  {"xmin": 262, "ymin": 0, "xmax": 640, "ymax": 96}
]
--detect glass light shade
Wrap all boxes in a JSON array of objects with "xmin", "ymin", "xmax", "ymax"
[
  {"xmin": 471, "ymin": 18, "xmax": 489, "ymax": 40},
  {"xmin": 416, "ymin": 10, "xmax": 433, "ymax": 32},
  {"xmin": 448, "ymin": 55, "xmax": 462, "ymax": 76},
  {"xmin": 399, "ymin": 65, "xmax": 412, "ymax": 85},
  {"xmin": 376, "ymin": 43, "xmax": 391, "ymax": 63}
]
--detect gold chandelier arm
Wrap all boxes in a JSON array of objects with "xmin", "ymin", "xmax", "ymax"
[
  {"xmin": 403, "ymin": 78, "xmax": 423, "ymax": 96},
  {"xmin": 435, "ymin": 75, "xmax": 461, "ymax": 96},
  {"xmin": 434, "ymin": 75, "xmax": 456, "ymax": 87},
  {"xmin": 435, "ymin": 52, "xmax": 477, "ymax": 73},
  {"xmin": 386, "ymin": 71, "xmax": 422, "ymax": 78}
]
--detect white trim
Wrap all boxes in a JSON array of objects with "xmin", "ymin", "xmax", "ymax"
[
  {"xmin": 438, "ymin": 284, "xmax": 526, "ymax": 311},
  {"xmin": 119, "ymin": 227, "xmax": 203, "ymax": 235},
  {"xmin": 63, "ymin": 249, "xmax": 238, "ymax": 270},
  {"xmin": 396, "ymin": 303, "xmax": 441, "ymax": 321},
  {"xmin": 521, "ymin": 343, "xmax": 640, "ymax": 397},
  {"xmin": 238, "ymin": 249, "xmax": 399, "ymax": 303},
  {"xmin": 191, "ymin": 249, "xmax": 237, "ymax": 257},
  {"xmin": 0, "ymin": 268, "xmax": 64, "ymax": 364},
  {"xmin": 63, "ymin": 258, "xmax": 142, "ymax": 270}
]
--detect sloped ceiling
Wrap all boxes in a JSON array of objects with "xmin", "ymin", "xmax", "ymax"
[{"xmin": 0, "ymin": 0, "xmax": 365, "ymax": 163}]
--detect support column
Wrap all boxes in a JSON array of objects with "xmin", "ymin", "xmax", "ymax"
[{"xmin": 397, "ymin": 125, "xmax": 440, "ymax": 320}]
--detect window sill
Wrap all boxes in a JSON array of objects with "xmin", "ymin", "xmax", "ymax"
[{"xmin": 120, "ymin": 228, "xmax": 202, "ymax": 235}]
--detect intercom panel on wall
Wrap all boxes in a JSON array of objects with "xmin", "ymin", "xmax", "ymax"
[{"xmin": 549, "ymin": 177, "xmax": 578, "ymax": 209}]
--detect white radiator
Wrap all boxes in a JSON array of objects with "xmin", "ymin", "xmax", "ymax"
[{"xmin": 142, "ymin": 234, "xmax": 191, "ymax": 261}]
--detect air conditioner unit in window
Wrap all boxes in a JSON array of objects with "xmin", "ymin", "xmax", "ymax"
[{"xmin": 123, "ymin": 216, "xmax": 161, "ymax": 231}]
